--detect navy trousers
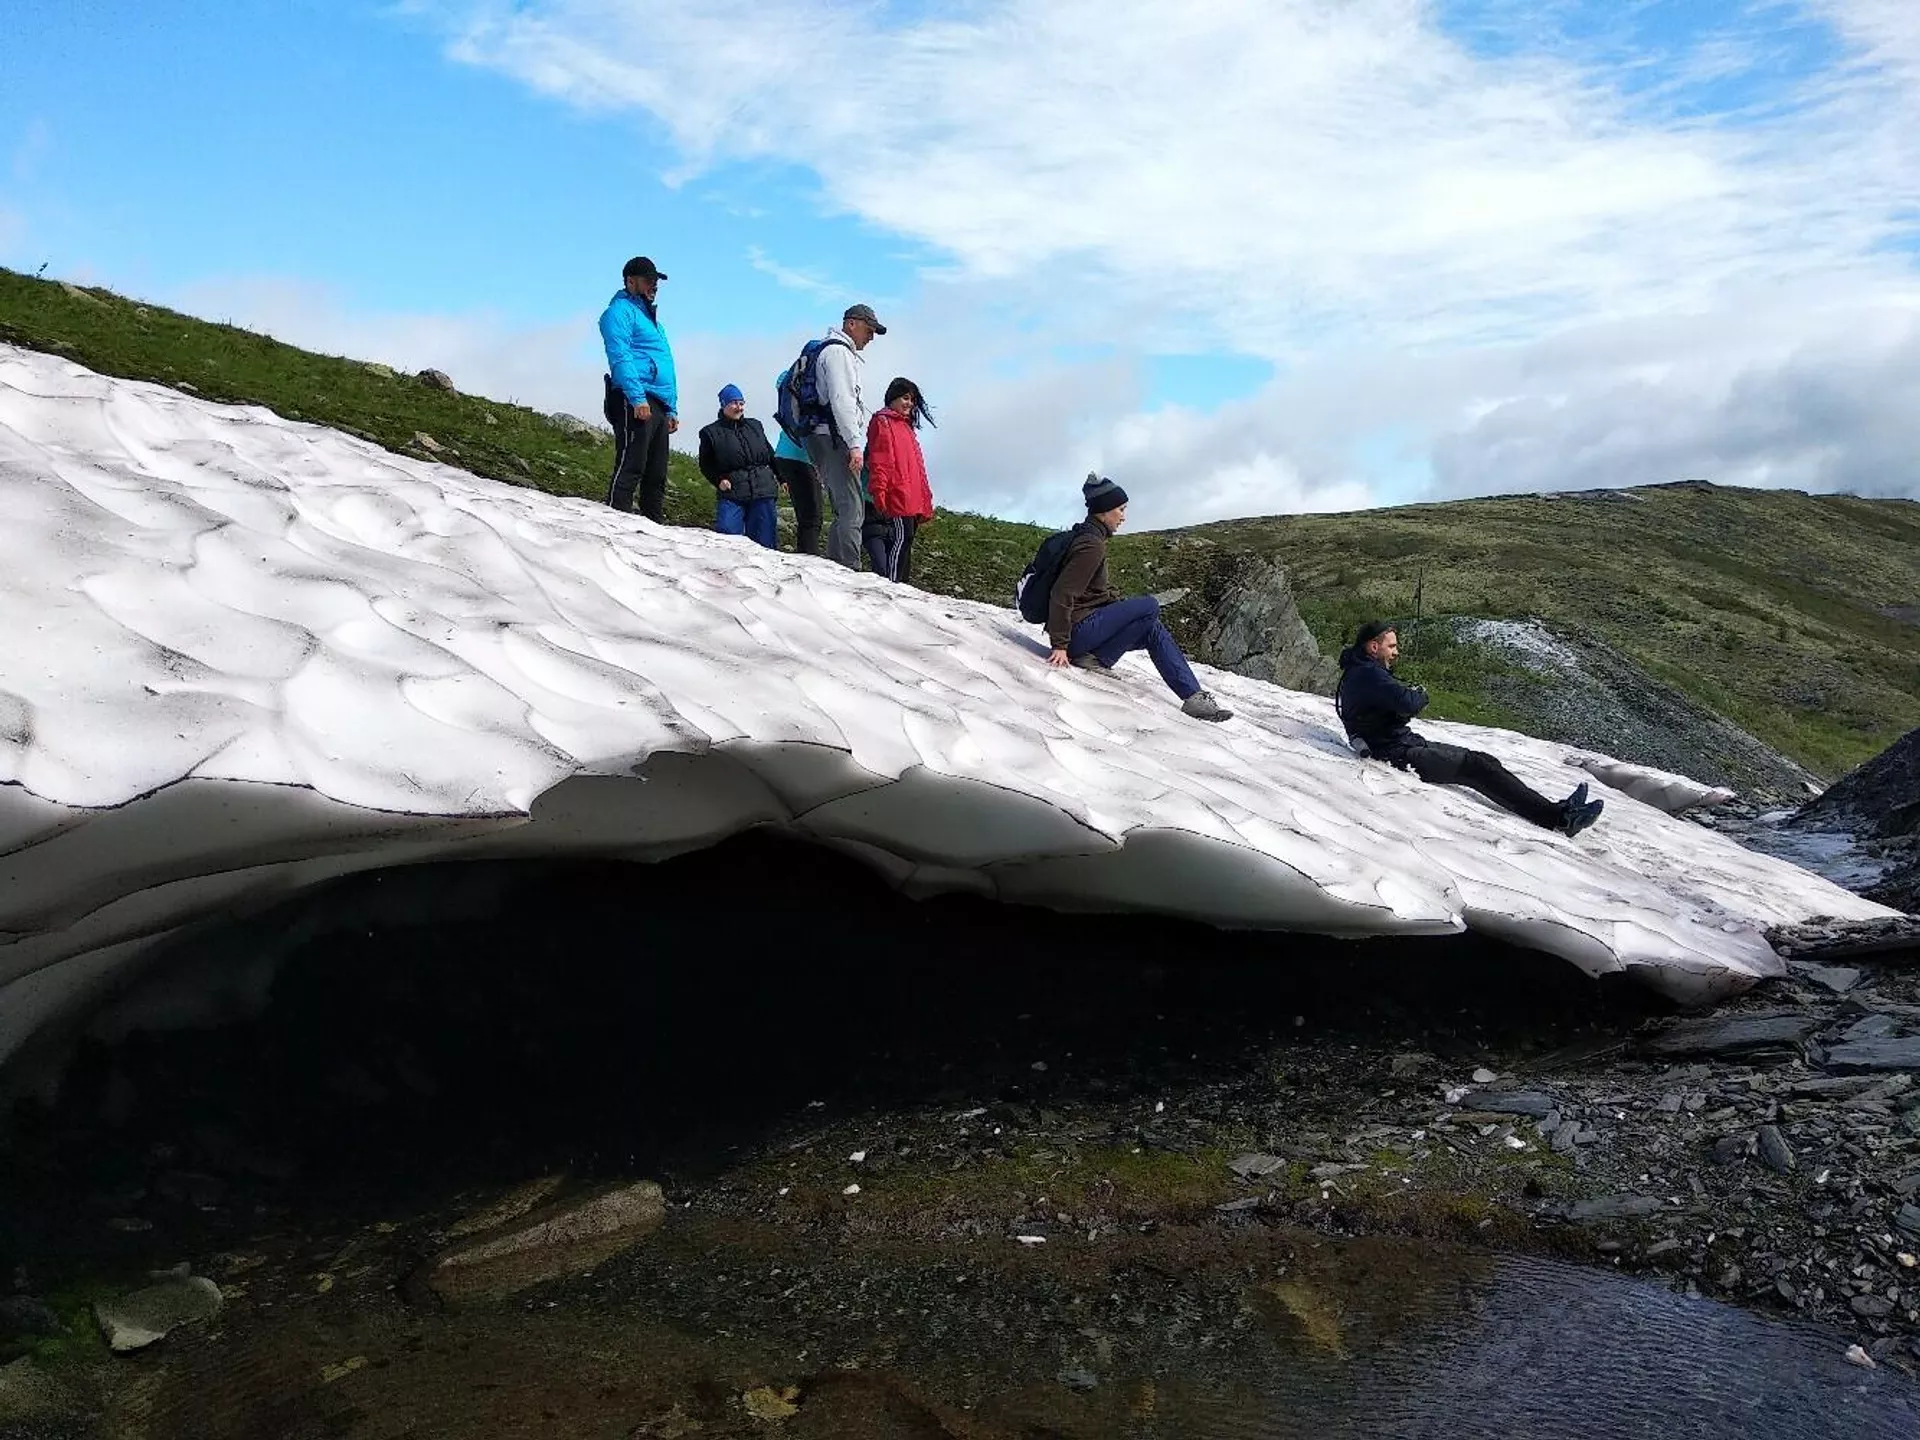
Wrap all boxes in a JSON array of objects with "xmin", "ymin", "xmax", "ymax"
[{"xmin": 1067, "ymin": 596, "xmax": 1200, "ymax": 700}]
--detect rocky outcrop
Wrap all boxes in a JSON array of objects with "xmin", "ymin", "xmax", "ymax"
[
  {"xmin": 1451, "ymin": 618, "xmax": 1821, "ymax": 802},
  {"xmin": 1793, "ymin": 728, "xmax": 1920, "ymax": 914},
  {"xmin": 1198, "ymin": 555, "xmax": 1338, "ymax": 695},
  {"xmin": 416, "ymin": 368, "xmax": 455, "ymax": 394}
]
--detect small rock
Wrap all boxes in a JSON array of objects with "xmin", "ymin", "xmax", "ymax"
[
  {"xmin": 549, "ymin": 412, "xmax": 602, "ymax": 438},
  {"xmin": 741, "ymin": 1385, "xmax": 800, "ymax": 1421},
  {"xmin": 364, "ymin": 362, "xmax": 396, "ymax": 379},
  {"xmin": 417, "ymin": 368, "xmax": 456, "ymax": 393},
  {"xmin": 1215, "ymin": 1197, "xmax": 1262, "ymax": 1214},
  {"xmin": 1473, "ymin": 1091, "xmax": 1555, "ymax": 1119},
  {"xmin": 1390, "ymin": 1053, "xmax": 1432, "ymax": 1077},
  {"xmin": 1645, "ymin": 1239, "xmax": 1684, "ymax": 1259},
  {"xmin": 1895, "ymin": 1203, "xmax": 1920, "ymax": 1237},
  {"xmin": 415, "ymin": 1180, "xmax": 666, "ymax": 1305},
  {"xmin": 93, "ymin": 1274, "xmax": 223, "ymax": 1352},
  {"xmin": 842, "ymin": 1183, "xmax": 860, "ymax": 1196},
  {"xmin": 1551, "ymin": 1120, "xmax": 1580, "ymax": 1154},
  {"xmin": 1228, "ymin": 1153, "xmax": 1286, "ymax": 1179},
  {"xmin": 1309, "ymin": 1163, "xmax": 1366, "ymax": 1181},
  {"xmin": 1791, "ymin": 962, "xmax": 1863, "ymax": 994},
  {"xmin": 1845, "ymin": 1343, "xmax": 1876, "ymax": 1369},
  {"xmin": 1644, "ymin": 1013, "xmax": 1817, "ymax": 1059},
  {"xmin": 1057, "ymin": 1367, "xmax": 1099, "ymax": 1392},
  {"xmin": 412, "ymin": 431, "xmax": 444, "ymax": 454},
  {"xmin": 1756, "ymin": 1124, "xmax": 1796, "ymax": 1175},
  {"xmin": 482, "ymin": 411, "xmax": 498, "ymax": 425},
  {"xmin": 1472, "ymin": 1068, "xmax": 1499, "ymax": 1084},
  {"xmin": 1565, "ymin": 1195, "xmax": 1664, "ymax": 1222},
  {"xmin": 1826, "ymin": 1039, "xmax": 1920, "ymax": 1073},
  {"xmin": 1851, "ymin": 1295, "xmax": 1894, "ymax": 1318},
  {"xmin": 1841, "ymin": 1014, "xmax": 1900, "ymax": 1042}
]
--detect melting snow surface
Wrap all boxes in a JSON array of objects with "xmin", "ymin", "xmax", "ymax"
[{"xmin": 0, "ymin": 346, "xmax": 1898, "ymax": 1064}]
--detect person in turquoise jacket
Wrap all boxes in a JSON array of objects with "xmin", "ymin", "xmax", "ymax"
[
  {"xmin": 771, "ymin": 368, "xmax": 823, "ymax": 555},
  {"xmin": 599, "ymin": 256, "xmax": 679, "ymax": 521}
]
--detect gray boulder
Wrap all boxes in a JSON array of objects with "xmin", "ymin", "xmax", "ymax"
[
  {"xmin": 548, "ymin": 412, "xmax": 603, "ymax": 439},
  {"xmin": 93, "ymin": 1272, "xmax": 222, "ymax": 1352},
  {"xmin": 416, "ymin": 368, "xmax": 456, "ymax": 394},
  {"xmin": 1199, "ymin": 555, "xmax": 1337, "ymax": 695},
  {"xmin": 412, "ymin": 1179, "xmax": 665, "ymax": 1305}
]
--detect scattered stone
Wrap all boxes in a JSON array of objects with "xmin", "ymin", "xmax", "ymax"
[
  {"xmin": 1792, "ymin": 963, "xmax": 1863, "ymax": 995},
  {"xmin": 1769, "ymin": 915, "xmax": 1920, "ymax": 962},
  {"xmin": 1756, "ymin": 1124, "xmax": 1796, "ymax": 1174},
  {"xmin": 1564, "ymin": 1195, "xmax": 1664, "ymax": 1222},
  {"xmin": 1645, "ymin": 1239, "xmax": 1684, "ymax": 1259},
  {"xmin": 414, "ymin": 1180, "xmax": 666, "ymax": 1305},
  {"xmin": 1057, "ymin": 1366, "xmax": 1099, "ymax": 1392},
  {"xmin": 321, "ymin": 1355, "xmax": 370, "ymax": 1383},
  {"xmin": 0, "ymin": 1296, "xmax": 60, "ymax": 1339},
  {"xmin": 483, "ymin": 411, "xmax": 498, "ymax": 425},
  {"xmin": 1845, "ymin": 1343, "xmax": 1876, "ymax": 1369},
  {"xmin": 1788, "ymin": 1076, "xmax": 1886, "ymax": 1098},
  {"xmin": 1896, "ymin": 1203, "xmax": 1920, "ymax": 1237},
  {"xmin": 1309, "ymin": 1163, "xmax": 1366, "ymax": 1181},
  {"xmin": 1551, "ymin": 1120, "xmax": 1581, "ymax": 1154},
  {"xmin": 412, "ymin": 431, "xmax": 444, "ymax": 454},
  {"xmin": 1894, "ymin": 1170, "xmax": 1920, "ymax": 1198},
  {"xmin": 1215, "ymin": 1197, "xmax": 1262, "ymax": 1214},
  {"xmin": 417, "ymin": 368, "xmax": 456, "ymax": 393},
  {"xmin": 1852, "ymin": 1295, "xmax": 1894, "ymax": 1318},
  {"xmin": 58, "ymin": 282, "xmax": 100, "ymax": 304},
  {"xmin": 364, "ymin": 362, "xmax": 395, "ymax": 379},
  {"xmin": 1471, "ymin": 1068, "xmax": 1499, "ymax": 1085},
  {"xmin": 1841, "ymin": 1014, "xmax": 1900, "ymax": 1042},
  {"xmin": 1643, "ymin": 1013, "xmax": 1817, "ymax": 1059},
  {"xmin": 93, "ymin": 1273, "xmax": 223, "ymax": 1352},
  {"xmin": 1389, "ymin": 1053, "xmax": 1432, "ymax": 1077},
  {"xmin": 1824, "ymin": 1039, "xmax": 1920, "ymax": 1073},
  {"xmin": 1228, "ymin": 1153, "xmax": 1286, "ymax": 1179},
  {"xmin": 1473, "ymin": 1091, "xmax": 1555, "ymax": 1118}
]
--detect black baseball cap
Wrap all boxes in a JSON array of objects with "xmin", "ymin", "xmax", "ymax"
[
  {"xmin": 622, "ymin": 256, "xmax": 668, "ymax": 281},
  {"xmin": 843, "ymin": 302, "xmax": 887, "ymax": 334}
]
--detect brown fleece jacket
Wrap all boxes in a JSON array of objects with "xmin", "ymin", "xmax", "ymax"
[{"xmin": 1047, "ymin": 519, "xmax": 1124, "ymax": 648}]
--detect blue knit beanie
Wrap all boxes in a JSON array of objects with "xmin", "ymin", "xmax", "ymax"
[
  {"xmin": 1083, "ymin": 472, "xmax": 1129, "ymax": 514},
  {"xmin": 718, "ymin": 383, "xmax": 745, "ymax": 407}
]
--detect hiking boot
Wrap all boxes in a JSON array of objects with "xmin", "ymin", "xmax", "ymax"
[
  {"xmin": 1561, "ymin": 797, "xmax": 1605, "ymax": 839},
  {"xmin": 1561, "ymin": 782, "xmax": 1590, "ymax": 810},
  {"xmin": 1182, "ymin": 690, "xmax": 1233, "ymax": 723},
  {"xmin": 1070, "ymin": 654, "xmax": 1107, "ymax": 670}
]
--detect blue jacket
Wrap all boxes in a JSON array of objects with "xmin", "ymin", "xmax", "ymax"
[
  {"xmin": 772, "ymin": 369, "xmax": 809, "ymax": 463},
  {"xmin": 1334, "ymin": 648, "xmax": 1429, "ymax": 759},
  {"xmin": 599, "ymin": 290, "xmax": 677, "ymax": 415}
]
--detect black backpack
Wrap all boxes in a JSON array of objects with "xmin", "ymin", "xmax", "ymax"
[
  {"xmin": 1014, "ymin": 524, "xmax": 1088, "ymax": 624},
  {"xmin": 775, "ymin": 336, "xmax": 851, "ymax": 446}
]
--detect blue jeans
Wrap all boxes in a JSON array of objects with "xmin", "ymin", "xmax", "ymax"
[
  {"xmin": 1068, "ymin": 596, "xmax": 1200, "ymax": 700},
  {"xmin": 717, "ymin": 495, "xmax": 778, "ymax": 549}
]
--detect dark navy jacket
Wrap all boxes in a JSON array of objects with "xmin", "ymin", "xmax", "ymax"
[{"xmin": 1334, "ymin": 647, "xmax": 1429, "ymax": 759}]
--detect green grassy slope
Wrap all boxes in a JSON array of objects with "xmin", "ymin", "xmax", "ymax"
[{"xmin": 4, "ymin": 267, "xmax": 1915, "ymax": 775}]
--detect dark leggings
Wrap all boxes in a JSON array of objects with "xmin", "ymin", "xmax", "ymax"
[
  {"xmin": 1403, "ymin": 742, "xmax": 1562, "ymax": 828},
  {"xmin": 772, "ymin": 457, "xmax": 822, "ymax": 556}
]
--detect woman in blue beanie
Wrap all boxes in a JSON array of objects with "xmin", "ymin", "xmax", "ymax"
[{"xmin": 697, "ymin": 383, "xmax": 781, "ymax": 548}]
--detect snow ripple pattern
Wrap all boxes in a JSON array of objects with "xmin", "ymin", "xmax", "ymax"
[{"xmin": 0, "ymin": 346, "xmax": 1896, "ymax": 1061}]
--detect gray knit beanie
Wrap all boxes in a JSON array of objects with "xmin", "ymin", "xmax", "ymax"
[{"xmin": 1082, "ymin": 472, "xmax": 1129, "ymax": 514}]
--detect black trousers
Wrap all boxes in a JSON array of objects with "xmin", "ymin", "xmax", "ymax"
[
  {"xmin": 772, "ymin": 457, "xmax": 822, "ymax": 555},
  {"xmin": 603, "ymin": 378, "xmax": 670, "ymax": 521},
  {"xmin": 1402, "ymin": 741, "xmax": 1562, "ymax": 828},
  {"xmin": 862, "ymin": 510, "xmax": 918, "ymax": 583}
]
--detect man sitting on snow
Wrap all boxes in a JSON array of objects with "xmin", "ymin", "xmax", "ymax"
[{"xmin": 1335, "ymin": 620, "xmax": 1605, "ymax": 838}]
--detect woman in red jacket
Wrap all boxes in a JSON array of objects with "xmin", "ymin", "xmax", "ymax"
[{"xmin": 861, "ymin": 377, "xmax": 935, "ymax": 583}]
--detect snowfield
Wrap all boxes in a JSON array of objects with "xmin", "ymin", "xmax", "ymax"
[{"xmin": 0, "ymin": 346, "xmax": 1897, "ymax": 1066}]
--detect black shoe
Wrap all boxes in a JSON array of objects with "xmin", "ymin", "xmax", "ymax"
[
  {"xmin": 1562, "ymin": 782, "xmax": 1589, "ymax": 810},
  {"xmin": 1561, "ymin": 797, "xmax": 1604, "ymax": 839}
]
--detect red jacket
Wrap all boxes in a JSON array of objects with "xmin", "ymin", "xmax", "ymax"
[{"xmin": 864, "ymin": 408, "xmax": 934, "ymax": 521}]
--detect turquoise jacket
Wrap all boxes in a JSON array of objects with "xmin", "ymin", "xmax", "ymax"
[
  {"xmin": 772, "ymin": 368, "xmax": 809, "ymax": 462},
  {"xmin": 599, "ymin": 290, "xmax": 677, "ymax": 415}
]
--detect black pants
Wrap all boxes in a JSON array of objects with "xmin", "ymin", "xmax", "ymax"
[
  {"xmin": 773, "ymin": 457, "xmax": 822, "ymax": 555},
  {"xmin": 1402, "ymin": 741, "xmax": 1562, "ymax": 828},
  {"xmin": 862, "ymin": 511, "xmax": 918, "ymax": 583},
  {"xmin": 603, "ymin": 377, "xmax": 670, "ymax": 521}
]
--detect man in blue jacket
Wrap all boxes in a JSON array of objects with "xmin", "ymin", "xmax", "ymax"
[
  {"xmin": 1335, "ymin": 620, "xmax": 1604, "ymax": 838},
  {"xmin": 599, "ymin": 256, "xmax": 679, "ymax": 520}
]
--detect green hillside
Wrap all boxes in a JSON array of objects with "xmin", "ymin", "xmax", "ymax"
[{"xmin": 3, "ymin": 267, "xmax": 1915, "ymax": 776}]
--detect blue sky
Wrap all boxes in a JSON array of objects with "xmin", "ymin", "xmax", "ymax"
[{"xmin": 5, "ymin": 1, "xmax": 1920, "ymax": 524}]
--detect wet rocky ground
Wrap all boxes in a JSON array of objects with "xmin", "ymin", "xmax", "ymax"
[{"xmin": 3, "ymin": 838, "xmax": 1919, "ymax": 1436}]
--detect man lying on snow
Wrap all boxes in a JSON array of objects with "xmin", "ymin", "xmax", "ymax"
[
  {"xmin": 1335, "ymin": 620, "xmax": 1605, "ymax": 838},
  {"xmin": 1039, "ymin": 474, "xmax": 1232, "ymax": 723}
]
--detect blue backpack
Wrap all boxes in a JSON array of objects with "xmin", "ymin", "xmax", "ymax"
[
  {"xmin": 1014, "ymin": 525, "xmax": 1087, "ymax": 624},
  {"xmin": 775, "ymin": 336, "xmax": 851, "ymax": 446}
]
